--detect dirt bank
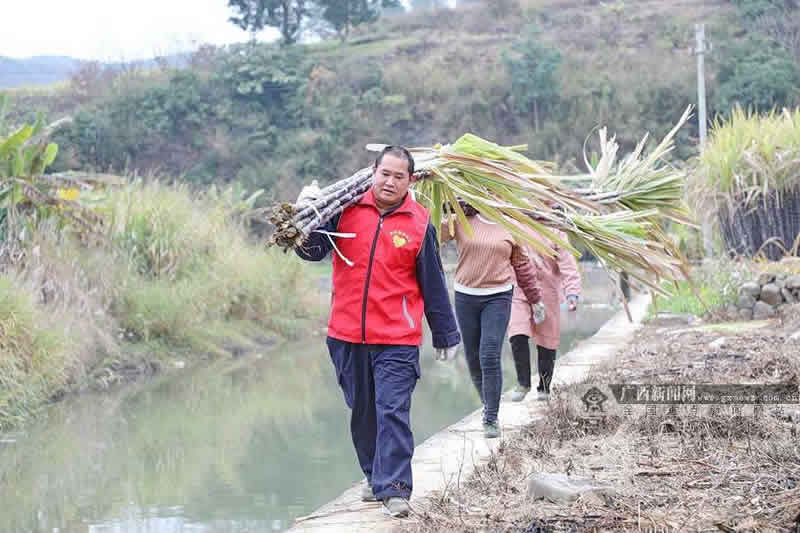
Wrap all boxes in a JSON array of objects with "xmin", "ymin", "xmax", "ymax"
[{"xmin": 399, "ymin": 309, "xmax": 800, "ymax": 532}]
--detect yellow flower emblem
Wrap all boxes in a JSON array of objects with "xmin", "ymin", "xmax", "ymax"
[{"xmin": 391, "ymin": 230, "xmax": 409, "ymax": 248}]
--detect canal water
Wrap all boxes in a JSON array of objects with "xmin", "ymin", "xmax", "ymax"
[{"xmin": 0, "ymin": 265, "xmax": 618, "ymax": 533}]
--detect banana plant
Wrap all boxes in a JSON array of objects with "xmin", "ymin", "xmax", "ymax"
[{"xmin": 0, "ymin": 94, "xmax": 104, "ymax": 244}]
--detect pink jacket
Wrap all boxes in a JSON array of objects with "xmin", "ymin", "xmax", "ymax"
[{"xmin": 508, "ymin": 229, "xmax": 582, "ymax": 350}]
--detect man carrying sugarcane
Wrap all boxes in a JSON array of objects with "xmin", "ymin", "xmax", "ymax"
[{"xmin": 295, "ymin": 146, "xmax": 461, "ymax": 518}]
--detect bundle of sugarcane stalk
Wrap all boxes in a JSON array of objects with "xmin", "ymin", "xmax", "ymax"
[
  {"xmin": 268, "ymin": 107, "xmax": 695, "ymax": 295},
  {"xmin": 269, "ymin": 167, "xmax": 374, "ymax": 249}
]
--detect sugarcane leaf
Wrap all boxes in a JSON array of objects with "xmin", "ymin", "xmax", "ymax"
[
  {"xmin": 502, "ymin": 207, "xmax": 578, "ymax": 256},
  {"xmin": 273, "ymin": 121, "xmax": 696, "ymax": 295},
  {"xmin": 461, "ymin": 197, "xmax": 554, "ymax": 258},
  {"xmin": 451, "ymin": 134, "xmax": 551, "ymax": 174},
  {"xmin": 429, "ymin": 181, "xmax": 442, "ymax": 242},
  {"xmin": 441, "ymin": 184, "xmax": 472, "ymax": 239},
  {"xmin": 441, "ymin": 191, "xmax": 454, "ymax": 240}
]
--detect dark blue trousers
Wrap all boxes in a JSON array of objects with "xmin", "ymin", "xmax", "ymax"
[
  {"xmin": 326, "ymin": 337, "xmax": 420, "ymax": 500},
  {"xmin": 454, "ymin": 289, "xmax": 512, "ymax": 425}
]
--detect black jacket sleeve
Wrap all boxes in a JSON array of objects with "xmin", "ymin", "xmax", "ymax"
[
  {"xmin": 416, "ymin": 223, "xmax": 461, "ymax": 349},
  {"xmin": 294, "ymin": 214, "xmax": 341, "ymax": 262}
]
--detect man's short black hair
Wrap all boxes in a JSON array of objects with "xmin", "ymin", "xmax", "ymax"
[{"xmin": 374, "ymin": 145, "xmax": 415, "ymax": 176}]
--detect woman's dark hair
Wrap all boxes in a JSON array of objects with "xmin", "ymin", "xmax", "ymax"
[
  {"xmin": 374, "ymin": 145, "xmax": 415, "ymax": 175},
  {"xmin": 456, "ymin": 199, "xmax": 479, "ymax": 217}
]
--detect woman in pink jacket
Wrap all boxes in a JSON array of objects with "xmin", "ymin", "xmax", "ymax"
[{"xmin": 507, "ymin": 227, "xmax": 581, "ymax": 401}]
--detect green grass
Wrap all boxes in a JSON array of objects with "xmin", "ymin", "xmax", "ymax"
[
  {"xmin": 0, "ymin": 179, "xmax": 323, "ymax": 430},
  {"xmin": 650, "ymin": 280, "xmax": 730, "ymax": 316},
  {"xmin": 308, "ymin": 36, "xmax": 417, "ymax": 58},
  {"xmin": 104, "ymin": 180, "xmax": 321, "ymax": 343},
  {"xmin": 0, "ymin": 276, "xmax": 71, "ymax": 428},
  {"xmin": 648, "ymin": 259, "xmax": 753, "ymax": 317}
]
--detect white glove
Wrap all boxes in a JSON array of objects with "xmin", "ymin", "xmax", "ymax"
[
  {"xmin": 566, "ymin": 294, "xmax": 579, "ymax": 312},
  {"xmin": 435, "ymin": 345, "xmax": 459, "ymax": 361},
  {"xmin": 531, "ymin": 302, "xmax": 546, "ymax": 325},
  {"xmin": 297, "ymin": 180, "xmax": 321, "ymax": 205}
]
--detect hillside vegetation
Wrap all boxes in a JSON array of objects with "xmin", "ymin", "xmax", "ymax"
[{"xmin": 9, "ymin": 0, "xmax": 800, "ymax": 202}]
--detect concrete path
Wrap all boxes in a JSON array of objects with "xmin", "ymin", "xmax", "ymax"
[{"xmin": 288, "ymin": 294, "xmax": 650, "ymax": 532}]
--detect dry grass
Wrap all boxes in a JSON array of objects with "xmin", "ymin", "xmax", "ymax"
[
  {"xmin": 757, "ymin": 256, "xmax": 800, "ymax": 277},
  {"xmin": 399, "ymin": 311, "xmax": 800, "ymax": 532}
]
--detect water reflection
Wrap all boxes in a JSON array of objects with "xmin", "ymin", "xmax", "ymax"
[{"xmin": 0, "ymin": 266, "xmax": 616, "ymax": 533}]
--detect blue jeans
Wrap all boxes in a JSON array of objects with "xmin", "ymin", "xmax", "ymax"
[
  {"xmin": 326, "ymin": 337, "xmax": 420, "ymax": 500},
  {"xmin": 454, "ymin": 289, "xmax": 512, "ymax": 425}
]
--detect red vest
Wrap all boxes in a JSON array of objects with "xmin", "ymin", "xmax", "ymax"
[{"xmin": 328, "ymin": 188, "xmax": 430, "ymax": 345}]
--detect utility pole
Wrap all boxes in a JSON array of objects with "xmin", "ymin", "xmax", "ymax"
[
  {"xmin": 695, "ymin": 24, "xmax": 708, "ymax": 149},
  {"xmin": 694, "ymin": 23, "xmax": 713, "ymax": 258}
]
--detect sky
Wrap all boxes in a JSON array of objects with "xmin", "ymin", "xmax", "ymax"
[
  {"xmin": 1, "ymin": 1, "xmax": 259, "ymax": 60},
  {"xmin": 0, "ymin": 0, "xmax": 455, "ymax": 61}
]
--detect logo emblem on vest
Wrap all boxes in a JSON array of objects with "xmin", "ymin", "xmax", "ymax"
[{"xmin": 390, "ymin": 230, "xmax": 410, "ymax": 248}]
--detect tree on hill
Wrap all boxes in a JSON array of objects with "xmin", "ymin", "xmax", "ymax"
[
  {"xmin": 756, "ymin": 7, "xmax": 800, "ymax": 61},
  {"xmin": 503, "ymin": 27, "xmax": 562, "ymax": 132},
  {"xmin": 228, "ymin": 0, "xmax": 310, "ymax": 44},
  {"xmin": 715, "ymin": 37, "xmax": 800, "ymax": 113},
  {"xmin": 317, "ymin": 0, "xmax": 402, "ymax": 41},
  {"xmin": 730, "ymin": 0, "xmax": 798, "ymax": 19}
]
